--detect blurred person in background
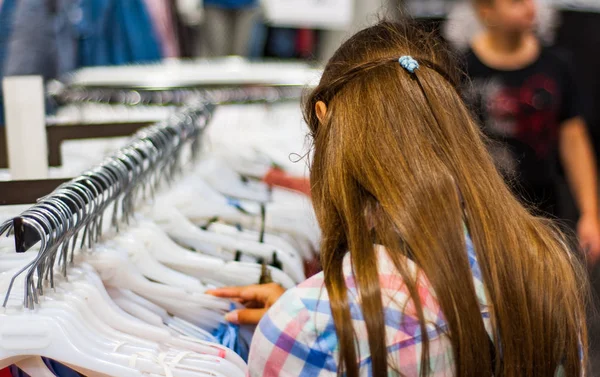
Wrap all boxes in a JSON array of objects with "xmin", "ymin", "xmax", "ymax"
[
  {"xmin": 463, "ymin": 0, "xmax": 600, "ymax": 264},
  {"xmin": 200, "ymin": 0, "xmax": 259, "ymax": 57}
]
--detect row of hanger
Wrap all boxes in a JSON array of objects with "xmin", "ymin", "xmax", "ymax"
[
  {"xmin": 0, "ymin": 99, "xmax": 317, "ymax": 377},
  {"xmin": 50, "ymin": 83, "xmax": 304, "ymax": 108}
]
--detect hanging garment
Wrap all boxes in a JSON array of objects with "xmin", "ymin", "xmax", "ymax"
[
  {"xmin": 265, "ymin": 27, "xmax": 297, "ymax": 59},
  {"xmin": 203, "ymin": 0, "xmax": 256, "ymax": 9},
  {"xmin": 2, "ymin": 0, "xmax": 80, "ymax": 119},
  {"xmin": 200, "ymin": 5, "xmax": 259, "ymax": 57},
  {"xmin": 4, "ymin": 0, "xmax": 79, "ymax": 80},
  {"xmin": 211, "ymin": 305, "xmax": 251, "ymax": 361},
  {"xmin": 295, "ymin": 29, "xmax": 315, "ymax": 59},
  {"xmin": 263, "ymin": 167, "xmax": 311, "ymax": 197},
  {"xmin": 78, "ymin": 0, "xmax": 161, "ymax": 66},
  {"xmin": 143, "ymin": 0, "xmax": 180, "ymax": 57},
  {"xmin": 1, "ymin": 0, "xmax": 162, "ymax": 122},
  {"xmin": 0, "ymin": 0, "xmax": 18, "ymax": 124},
  {"xmin": 0, "ymin": 0, "xmax": 17, "ymax": 77}
]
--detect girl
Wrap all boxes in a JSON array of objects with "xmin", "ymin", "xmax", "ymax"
[
  {"xmin": 209, "ymin": 21, "xmax": 588, "ymax": 376},
  {"xmin": 465, "ymin": 0, "xmax": 600, "ymax": 262}
]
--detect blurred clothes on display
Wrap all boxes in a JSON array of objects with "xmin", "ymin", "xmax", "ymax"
[
  {"xmin": 3, "ymin": 0, "xmax": 161, "ymax": 72},
  {"xmin": 0, "ymin": 0, "xmax": 17, "ymax": 123},
  {"xmin": 265, "ymin": 28, "xmax": 296, "ymax": 58},
  {"xmin": 143, "ymin": 0, "xmax": 180, "ymax": 58},
  {"xmin": 199, "ymin": 0, "xmax": 259, "ymax": 57},
  {"xmin": 0, "ymin": 0, "xmax": 82, "ymax": 123},
  {"xmin": 205, "ymin": 0, "xmax": 256, "ymax": 8},
  {"xmin": 263, "ymin": 167, "xmax": 311, "ymax": 197},
  {"xmin": 75, "ymin": 0, "xmax": 161, "ymax": 66},
  {"xmin": 263, "ymin": 28, "xmax": 317, "ymax": 59},
  {"xmin": 0, "ymin": 0, "xmax": 168, "ymax": 123}
]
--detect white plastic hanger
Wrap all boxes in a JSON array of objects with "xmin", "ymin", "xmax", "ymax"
[
  {"xmin": 194, "ymin": 158, "xmax": 271, "ymax": 203},
  {"xmin": 79, "ymin": 249, "xmax": 230, "ymax": 331},
  {"xmin": 110, "ymin": 231, "xmax": 207, "ymax": 293},
  {"xmin": 107, "ymin": 287, "xmax": 217, "ymax": 342},
  {"xmin": 203, "ymin": 222, "xmax": 307, "ymax": 282},
  {"xmin": 149, "ymin": 205, "xmax": 298, "ymax": 287},
  {"xmin": 0, "ymin": 275, "xmax": 145, "ymax": 376},
  {"xmin": 106, "ymin": 288, "xmax": 248, "ymax": 374},
  {"xmin": 208, "ymin": 222, "xmax": 304, "ymax": 262},
  {"xmin": 68, "ymin": 264, "xmax": 175, "ymax": 342},
  {"xmin": 0, "ymin": 267, "xmax": 242, "ymax": 377},
  {"xmin": 156, "ymin": 177, "xmax": 318, "ymax": 260}
]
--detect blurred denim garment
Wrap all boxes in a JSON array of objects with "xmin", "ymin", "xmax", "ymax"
[
  {"xmin": 2, "ymin": 0, "xmax": 81, "ymax": 122},
  {"xmin": 266, "ymin": 28, "xmax": 296, "ymax": 59},
  {"xmin": 248, "ymin": 20, "xmax": 267, "ymax": 58},
  {"xmin": 78, "ymin": 0, "xmax": 161, "ymax": 66},
  {"xmin": 204, "ymin": 0, "xmax": 257, "ymax": 9},
  {"xmin": 4, "ymin": 0, "xmax": 160, "ymax": 72},
  {"xmin": 0, "ymin": 0, "xmax": 161, "ymax": 123},
  {"xmin": 0, "ymin": 0, "xmax": 18, "ymax": 124},
  {"xmin": 4, "ymin": 0, "xmax": 79, "ymax": 80}
]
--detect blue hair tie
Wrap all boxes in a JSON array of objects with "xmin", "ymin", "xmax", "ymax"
[{"xmin": 399, "ymin": 55, "xmax": 419, "ymax": 73}]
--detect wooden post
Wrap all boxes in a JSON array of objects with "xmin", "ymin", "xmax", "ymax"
[{"xmin": 2, "ymin": 76, "xmax": 48, "ymax": 179}]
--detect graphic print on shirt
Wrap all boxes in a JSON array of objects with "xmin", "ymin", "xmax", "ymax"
[{"xmin": 468, "ymin": 73, "xmax": 561, "ymax": 180}]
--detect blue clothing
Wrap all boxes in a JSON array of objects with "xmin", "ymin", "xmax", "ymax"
[
  {"xmin": 0, "ymin": 0, "xmax": 162, "ymax": 123},
  {"xmin": 266, "ymin": 28, "xmax": 297, "ymax": 59},
  {"xmin": 77, "ymin": 0, "xmax": 161, "ymax": 66},
  {"xmin": 0, "ymin": 0, "xmax": 18, "ymax": 78},
  {"xmin": 2, "ymin": 0, "xmax": 160, "ymax": 71},
  {"xmin": 0, "ymin": 0, "xmax": 18, "ymax": 124},
  {"xmin": 212, "ymin": 322, "xmax": 251, "ymax": 362},
  {"xmin": 9, "ymin": 358, "xmax": 83, "ymax": 377},
  {"xmin": 4, "ymin": 0, "xmax": 79, "ymax": 80},
  {"xmin": 46, "ymin": 358, "xmax": 83, "ymax": 377},
  {"xmin": 211, "ymin": 303, "xmax": 251, "ymax": 361},
  {"xmin": 204, "ymin": 0, "xmax": 257, "ymax": 9}
]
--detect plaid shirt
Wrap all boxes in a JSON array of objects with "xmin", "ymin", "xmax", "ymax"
[{"xmin": 248, "ymin": 235, "xmax": 493, "ymax": 376}]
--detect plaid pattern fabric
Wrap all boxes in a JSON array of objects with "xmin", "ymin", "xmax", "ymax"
[{"xmin": 248, "ymin": 236, "xmax": 493, "ymax": 376}]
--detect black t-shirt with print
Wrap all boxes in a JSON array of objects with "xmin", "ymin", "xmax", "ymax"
[{"xmin": 464, "ymin": 47, "xmax": 581, "ymax": 216}]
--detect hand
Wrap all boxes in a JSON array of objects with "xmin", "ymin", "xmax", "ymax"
[
  {"xmin": 577, "ymin": 214, "xmax": 600, "ymax": 266},
  {"xmin": 206, "ymin": 283, "xmax": 286, "ymax": 325}
]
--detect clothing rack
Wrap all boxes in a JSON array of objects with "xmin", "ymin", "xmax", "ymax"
[
  {"xmin": 0, "ymin": 103, "xmax": 213, "ymax": 308},
  {"xmin": 0, "ymin": 178, "xmax": 72, "ymax": 206},
  {"xmin": 0, "ymin": 84, "xmax": 304, "ymax": 169},
  {"xmin": 0, "ymin": 122, "xmax": 153, "ymax": 168},
  {"xmin": 5, "ymin": 102, "xmax": 213, "ymax": 252},
  {"xmin": 52, "ymin": 85, "xmax": 304, "ymax": 106}
]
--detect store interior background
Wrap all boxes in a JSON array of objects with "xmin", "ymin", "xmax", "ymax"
[{"xmin": 1, "ymin": 0, "xmax": 600, "ymax": 373}]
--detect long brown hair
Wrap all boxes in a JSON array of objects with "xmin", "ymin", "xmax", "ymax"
[{"xmin": 305, "ymin": 21, "xmax": 588, "ymax": 377}]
